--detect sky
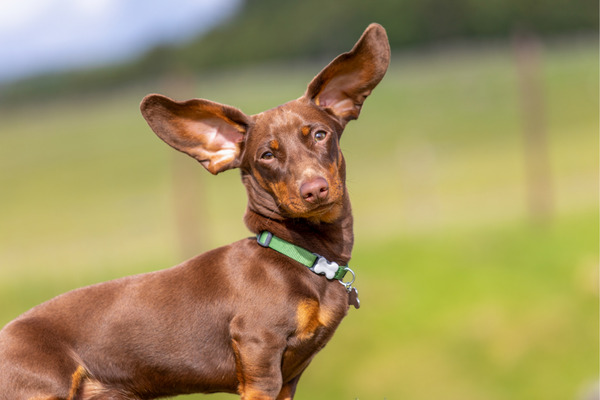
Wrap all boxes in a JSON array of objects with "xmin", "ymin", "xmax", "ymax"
[{"xmin": 0, "ymin": 0, "xmax": 242, "ymax": 83}]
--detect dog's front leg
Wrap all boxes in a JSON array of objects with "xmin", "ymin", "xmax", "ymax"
[
  {"xmin": 276, "ymin": 373, "xmax": 303, "ymax": 400},
  {"xmin": 231, "ymin": 317, "xmax": 287, "ymax": 400}
]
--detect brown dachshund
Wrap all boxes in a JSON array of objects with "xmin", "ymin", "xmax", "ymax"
[{"xmin": 0, "ymin": 24, "xmax": 390, "ymax": 400}]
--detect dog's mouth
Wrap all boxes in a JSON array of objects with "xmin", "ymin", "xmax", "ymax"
[
  {"xmin": 248, "ymin": 172, "xmax": 345, "ymax": 223},
  {"xmin": 310, "ymin": 201, "xmax": 337, "ymax": 214},
  {"xmin": 279, "ymin": 199, "xmax": 343, "ymax": 223}
]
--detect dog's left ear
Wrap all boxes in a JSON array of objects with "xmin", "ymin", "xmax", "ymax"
[
  {"xmin": 140, "ymin": 94, "xmax": 250, "ymax": 174},
  {"xmin": 305, "ymin": 23, "xmax": 390, "ymax": 126}
]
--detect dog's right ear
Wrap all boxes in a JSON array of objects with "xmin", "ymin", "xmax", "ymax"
[
  {"xmin": 140, "ymin": 94, "xmax": 250, "ymax": 174},
  {"xmin": 305, "ymin": 23, "xmax": 390, "ymax": 127}
]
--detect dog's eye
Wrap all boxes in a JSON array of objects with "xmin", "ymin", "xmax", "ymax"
[
  {"xmin": 314, "ymin": 131, "xmax": 327, "ymax": 141},
  {"xmin": 260, "ymin": 151, "xmax": 275, "ymax": 160}
]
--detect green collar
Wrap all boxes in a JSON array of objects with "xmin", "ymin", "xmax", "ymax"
[{"xmin": 256, "ymin": 231, "xmax": 355, "ymax": 288}]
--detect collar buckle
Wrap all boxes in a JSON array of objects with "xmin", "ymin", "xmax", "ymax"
[{"xmin": 310, "ymin": 255, "xmax": 340, "ymax": 280}]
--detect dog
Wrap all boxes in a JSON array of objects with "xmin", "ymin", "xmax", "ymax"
[{"xmin": 0, "ymin": 23, "xmax": 390, "ymax": 400}]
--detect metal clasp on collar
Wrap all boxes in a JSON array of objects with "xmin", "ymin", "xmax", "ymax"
[{"xmin": 339, "ymin": 266, "xmax": 356, "ymax": 292}]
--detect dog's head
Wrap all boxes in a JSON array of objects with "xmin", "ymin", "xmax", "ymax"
[{"xmin": 141, "ymin": 23, "xmax": 390, "ymax": 224}]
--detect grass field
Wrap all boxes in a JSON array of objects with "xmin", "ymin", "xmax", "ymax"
[{"xmin": 0, "ymin": 39, "xmax": 597, "ymax": 399}]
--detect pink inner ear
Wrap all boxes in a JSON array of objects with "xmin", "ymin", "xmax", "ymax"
[
  {"xmin": 316, "ymin": 73, "xmax": 364, "ymax": 119},
  {"xmin": 179, "ymin": 116, "xmax": 245, "ymax": 174},
  {"xmin": 306, "ymin": 24, "xmax": 390, "ymax": 125},
  {"xmin": 315, "ymin": 74, "xmax": 360, "ymax": 118},
  {"xmin": 141, "ymin": 94, "xmax": 249, "ymax": 174},
  {"xmin": 319, "ymin": 95, "xmax": 356, "ymax": 118}
]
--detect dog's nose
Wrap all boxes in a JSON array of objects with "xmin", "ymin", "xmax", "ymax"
[{"xmin": 300, "ymin": 177, "xmax": 329, "ymax": 203}]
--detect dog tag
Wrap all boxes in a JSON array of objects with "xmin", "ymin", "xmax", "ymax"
[{"xmin": 348, "ymin": 287, "xmax": 360, "ymax": 309}]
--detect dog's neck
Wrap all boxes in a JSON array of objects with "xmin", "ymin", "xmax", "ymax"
[{"xmin": 243, "ymin": 193, "xmax": 354, "ymax": 266}]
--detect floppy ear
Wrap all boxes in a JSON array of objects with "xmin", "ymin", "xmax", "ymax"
[
  {"xmin": 140, "ymin": 94, "xmax": 250, "ymax": 174},
  {"xmin": 305, "ymin": 23, "xmax": 391, "ymax": 126}
]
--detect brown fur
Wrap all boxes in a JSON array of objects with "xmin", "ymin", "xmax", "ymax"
[{"xmin": 0, "ymin": 24, "xmax": 390, "ymax": 400}]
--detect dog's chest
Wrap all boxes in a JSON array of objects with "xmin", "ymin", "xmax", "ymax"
[{"xmin": 280, "ymin": 289, "xmax": 348, "ymax": 378}]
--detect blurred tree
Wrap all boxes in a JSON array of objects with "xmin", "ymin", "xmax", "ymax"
[
  {"xmin": 1, "ymin": 0, "xmax": 597, "ymax": 104},
  {"xmin": 179, "ymin": 0, "xmax": 597, "ymax": 69}
]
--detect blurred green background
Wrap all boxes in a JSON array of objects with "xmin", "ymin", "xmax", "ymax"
[{"xmin": 0, "ymin": 1, "xmax": 597, "ymax": 399}]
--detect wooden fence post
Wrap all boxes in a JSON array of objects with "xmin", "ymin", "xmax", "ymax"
[{"xmin": 513, "ymin": 29, "xmax": 554, "ymax": 225}]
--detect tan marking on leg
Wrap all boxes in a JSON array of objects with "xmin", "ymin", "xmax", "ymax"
[
  {"xmin": 232, "ymin": 338, "xmax": 246, "ymax": 396},
  {"xmin": 240, "ymin": 388, "xmax": 276, "ymax": 399},
  {"xmin": 296, "ymin": 300, "xmax": 334, "ymax": 340},
  {"xmin": 66, "ymin": 366, "xmax": 87, "ymax": 400},
  {"xmin": 276, "ymin": 383, "xmax": 295, "ymax": 400}
]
